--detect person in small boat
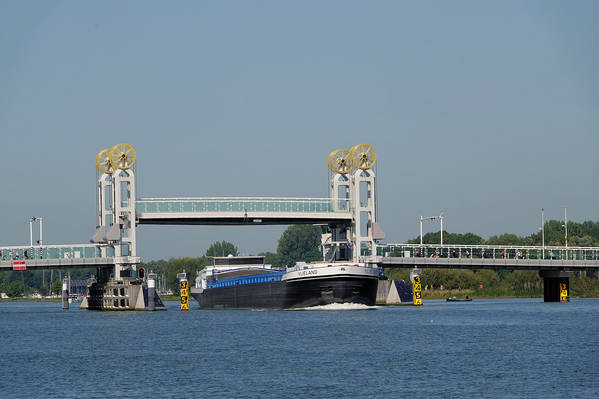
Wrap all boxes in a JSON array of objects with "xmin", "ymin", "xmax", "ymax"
[{"xmin": 466, "ymin": 295, "xmax": 469, "ymax": 300}]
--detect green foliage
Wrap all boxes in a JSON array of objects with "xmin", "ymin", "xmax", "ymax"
[
  {"xmin": 486, "ymin": 233, "xmax": 529, "ymax": 246},
  {"xmin": 143, "ymin": 256, "xmax": 211, "ymax": 296},
  {"xmin": 407, "ymin": 220, "xmax": 599, "ymax": 248},
  {"xmin": 502, "ymin": 270, "xmax": 542, "ymax": 291},
  {"xmin": 407, "ymin": 231, "xmax": 483, "ymax": 245},
  {"xmin": 474, "ymin": 269, "xmax": 500, "ymax": 288},
  {"xmin": 384, "ymin": 268, "xmax": 410, "ymax": 283},
  {"xmin": 206, "ymin": 241, "xmax": 239, "ymax": 257},
  {"xmin": 51, "ymin": 280, "xmax": 62, "ymax": 295},
  {"xmin": 6, "ymin": 280, "xmax": 25, "ymax": 297},
  {"xmin": 259, "ymin": 252, "xmax": 283, "ymax": 268},
  {"xmin": 276, "ymin": 225, "xmax": 322, "ymax": 267},
  {"xmin": 571, "ymin": 273, "xmax": 599, "ymax": 297},
  {"xmin": 524, "ymin": 220, "xmax": 599, "ymax": 247},
  {"xmin": 418, "ymin": 269, "xmax": 478, "ymax": 290}
]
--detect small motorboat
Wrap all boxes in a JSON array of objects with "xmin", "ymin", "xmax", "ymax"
[{"xmin": 446, "ymin": 296, "xmax": 472, "ymax": 302}]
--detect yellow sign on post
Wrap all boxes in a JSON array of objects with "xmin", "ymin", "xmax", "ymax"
[
  {"xmin": 559, "ymin": 282, "xmax": 569, "ymax": 303},
  {"xmin": 413, "ymin": 276, "xmax": 422, "ymax": 306},
  {"xmin": 180, "ymin": 280, "xmax": 189, "ymax": 311}
]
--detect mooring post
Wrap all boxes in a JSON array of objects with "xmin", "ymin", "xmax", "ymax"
[
  {"xmin": 177, "ymin": 272, "xmax": 189, "ymax": 311},
  {"xmin": 147, "ymin": 273, "xmax": 156, "ymax": 311},
  {"xmin": 61, "ymin": 276, "xmax": 69, "ymax": 310}
]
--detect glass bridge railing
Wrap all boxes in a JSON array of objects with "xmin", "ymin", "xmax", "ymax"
[
  {"xmin": 376, "ymin": 244, "xmax": 599, "ymax": 261},
  {"xmin": 135, "ymin": 197, "xmax": 351, "ymax": 214},
  {"xmin": 0, "ymin": 244, "xmax": 113, "ymax": 261}
]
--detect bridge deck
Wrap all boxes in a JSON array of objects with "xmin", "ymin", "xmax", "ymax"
[
  {"xmin": 0, "ymin": 244, "xmax": 139, "ymax": 271},
  {"xmin": 136, "ymin": 197, "xmax": 353, "ymax": 225},
  {"xmin": 374, "ymin": 257, "xmax": 599, "ymax": 271},
  {"xmin": 371, "ymin": 243, "xmax": 599, "ymax": 271}
]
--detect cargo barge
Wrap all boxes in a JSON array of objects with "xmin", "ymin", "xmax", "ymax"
[{"xmin": 190, "ymin": 256, "xmax": 379, "ymax": 309}]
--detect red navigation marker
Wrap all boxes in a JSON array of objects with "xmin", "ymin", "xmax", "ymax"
[{"xmin": 12, "ymin": 261, "xmax": 26, "ymax": 270}]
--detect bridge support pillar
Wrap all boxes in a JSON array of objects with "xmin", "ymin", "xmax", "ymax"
[
  {"xmin": 62, "ymin": 276, "xmax": 69, "ymax": 310},
  {"xmin": 147, "ymin": 273, "xmax": 156, "ymax": 311},
  {"xmin": 539, "ymin": 270, "xmax": 571, "ymax": 302}
]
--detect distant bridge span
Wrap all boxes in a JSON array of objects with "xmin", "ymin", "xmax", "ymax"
[{"xmin": 368, "ymin": 243, "xmax": 599, "ymax": 272}]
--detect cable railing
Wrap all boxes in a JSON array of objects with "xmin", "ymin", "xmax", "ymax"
[
  {"xmin": 0, "ymin": 244, "xmax": 112, "ymax": 261},
  {"xmin": 135, "ymin": 197, "xmax": 351, "ymax": 213},
  {"xmin": 376, "ymin": 243, "xmax": 599, "ymax": 261}
]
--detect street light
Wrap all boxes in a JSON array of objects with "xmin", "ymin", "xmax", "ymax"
[
  {"xmin": 562, "ymin": 207, "xmax": 568, "ymax": 260},
  {"xmin": 563, "ymin": 207, "xmax": 568, "ymax": 249},
  {"xmin": 541, "ymin": 208, "xmax": 545, "ymax": 259},
  {"xmin": 420, "ymin": 213, "xmax": 444, "ymax": 246},
  {"xmin": 29, "ymin": 217, "xmax": 43, "ymax": 247}
]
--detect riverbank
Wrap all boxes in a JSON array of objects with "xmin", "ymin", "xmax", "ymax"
[{"xmin": 0, "ymin": 297, "xmax": 61, "ymax": 302}]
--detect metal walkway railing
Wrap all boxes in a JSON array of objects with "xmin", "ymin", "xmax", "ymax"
[
  {"xmin": 135, "ymin": 197, "xmax": 351, "ymax": 214},
  {"xmin": 0, "ymin": 244, "xmax": 139, "ymax": 272},
  {"xmin": 375, "ymin": 243, "xmax": 599, "ymax": 261},
  {"xmin": 0, "ymin": 244, "xmax": 110, "ymax": 261}
]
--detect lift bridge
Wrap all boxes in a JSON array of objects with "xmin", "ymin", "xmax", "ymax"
[{"xmin": 1, "ymin": 143, "xmax": 598, "ymax": 308}]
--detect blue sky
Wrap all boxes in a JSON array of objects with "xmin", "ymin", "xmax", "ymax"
[{"xmin": 1, "ymin": 1, "xmax": 597, "ymax": 260}]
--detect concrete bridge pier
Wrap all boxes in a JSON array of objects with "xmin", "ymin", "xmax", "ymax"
[{"xmin": 539, "ymin": 270, "xmax": 571, "ymax": 302}]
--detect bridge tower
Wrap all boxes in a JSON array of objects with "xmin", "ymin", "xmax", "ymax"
[
  {"xmin": 82, "ymin": 144, "xmax": 162, "ymax": 311},
  {"xmin": 327, "ymin": 144, "xmax": 385, "ymax": 263},
  {"xmin": 92, "ymin": 144, "xmax": 138, "ymax": 281}
]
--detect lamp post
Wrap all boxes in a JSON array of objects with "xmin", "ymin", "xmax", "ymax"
[
  {"xmin": 420, "ymin": 216, "xmax": 423, "ymax": 245},
  {"xmin": 420, "ymin": 213, "xmax": 444, "ymax": 246},
  {"xmin": 564, "ymin": 207, "xmax": 568, "ymax": 249},
  {"xmin": 563, "ymin": 207, "xmax": 568, "ymax": 260},
  {"xmin": 541, "ymin": 208, "xmax": 545, "ymax": 259},
  {"xmin": 29, "ymin": 217, "xmax": 43, "ymax": 247},
  {"xmin": 440, "ymin": 212, "xmax": 444, "ymax": 246}
]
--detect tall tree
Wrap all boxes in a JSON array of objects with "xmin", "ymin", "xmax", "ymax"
[
  {"xmin": 408, "ymin": 231, "xmax": 483, "ymax": 245},
  {"xmin": 276, "ymin": 225, "xmax": 322, "ymax": 266},
  {"xmin": 205, "ymin": 241, "xmax": 239, "ymax": 257},
  {"xmin": 6, "ymin": 280, "xmax": 25, "ymax": 297}
]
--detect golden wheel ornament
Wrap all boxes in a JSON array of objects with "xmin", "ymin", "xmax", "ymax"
[
  {"xmin": 349, "ymin": 143, "xmax": 376, "ymax": 170},
  {"xmin": 109, "ymin": 143, "xmax": 136, "ymax": 170},
  {"xmin": 96, "ymin": 148, "xmax": 115, "ymax": 174},
  {"xmin": 327, "ymin": 149, "xmax": 352, "ymax": 174}
]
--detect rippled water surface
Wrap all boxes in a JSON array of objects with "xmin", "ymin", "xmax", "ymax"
[{"xmin": 1, "ymin": 298, "xmax": 598, "ymax": 398}]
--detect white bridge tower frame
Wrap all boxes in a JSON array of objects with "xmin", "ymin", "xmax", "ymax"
[
  {"xmin": 93, "ymin": 169, "xmax": 138, "ymax": 280},
  {"xmin": 328, "ymin": 145, "xmax": 384, "ymax": 263}
]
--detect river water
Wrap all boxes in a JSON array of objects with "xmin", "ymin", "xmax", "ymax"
[{"xmin": 0, "ymin": 298, "xmax": 598, "ymax": 398}]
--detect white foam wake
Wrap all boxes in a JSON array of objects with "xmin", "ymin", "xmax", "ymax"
[{"xmin": 291, "ymin": 302, "xmax": 379, "ymax": 311}]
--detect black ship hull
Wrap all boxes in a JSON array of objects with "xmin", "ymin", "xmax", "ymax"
[{"xmin": 191, "ymin": 276, "xmax": 378, "ymax": 309}]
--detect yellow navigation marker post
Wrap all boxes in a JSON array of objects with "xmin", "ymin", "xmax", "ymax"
[
  {"xmin": 560, "ymin": 282, "xmax": 569, "ymax": 303},
  {"xmin": 413, "ymin": 276, "xmax": 422, "ymax": 306},
  {"xmin": 410, "ymin": 268, "xmax": 422, "ymax": 306},
  {"xmin": 177, "ymin": 272, "xmax": 189, "ymax": 311}
]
